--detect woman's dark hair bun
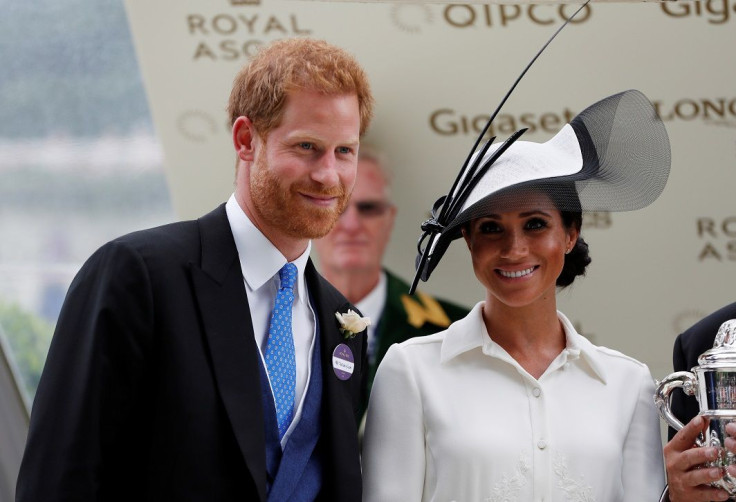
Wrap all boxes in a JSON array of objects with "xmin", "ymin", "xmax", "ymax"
[{"xmin": 557, "ymin": 235, "xmax": 591, "ymax": 287}]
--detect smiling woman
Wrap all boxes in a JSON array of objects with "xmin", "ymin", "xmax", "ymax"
[
  {"xmin": 362, "ymin": 89, "xmax": 672, "ymax": 502},
  {"xmin": 462, "ymin": 191, "xmax": 580, "ymax": 314}
]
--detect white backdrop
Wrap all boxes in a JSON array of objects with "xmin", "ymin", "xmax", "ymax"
[{"xmin": 123, "ymin": 0, "xmax": 736, "ymax": 380}]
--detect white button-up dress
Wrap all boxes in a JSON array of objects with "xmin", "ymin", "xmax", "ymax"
[{"xmin": 362, "ymin": 302, "xmax": 664, "ymax": 502}]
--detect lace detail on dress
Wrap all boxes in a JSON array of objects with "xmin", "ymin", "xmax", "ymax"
[
  {"xmin": 553, "ymin": 453, "xmax": 595, "ymax": 502},
  {"xmin": 485, "ymin": 454, "xmax": 530, "ymax": 502}
]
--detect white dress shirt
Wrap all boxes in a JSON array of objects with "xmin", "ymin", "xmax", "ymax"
[
  {"xmin": 362, "ymin": 302, "xmax": 665, "ymax": 502},
  {"xmin": 226, "ymin": 194, "xmax": 316, "ymax": 447}
]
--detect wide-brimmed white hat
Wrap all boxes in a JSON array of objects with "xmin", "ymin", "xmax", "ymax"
[{"xmin": 410, "ymin": 89, "xmax": 671, "ymax": 293}]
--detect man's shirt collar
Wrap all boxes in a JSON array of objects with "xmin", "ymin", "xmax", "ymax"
[{"xmin": 225, "ymin": 194, "xmax": 310, "ymax": 304}]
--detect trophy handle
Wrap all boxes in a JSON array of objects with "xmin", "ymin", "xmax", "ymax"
[{"xmin": 654, "ymin": 371, "xmax": 700, "ymax": 442}]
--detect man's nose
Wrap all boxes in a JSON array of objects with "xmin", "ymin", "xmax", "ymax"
[{"xmin": 311, "ymin": 152, "xmax": 340, "ymax": 187}]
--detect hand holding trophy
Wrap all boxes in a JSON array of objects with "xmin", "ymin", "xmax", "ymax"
[{"xmin": 657, "ymin": 319, "xmax": 736, "ymax": 501}]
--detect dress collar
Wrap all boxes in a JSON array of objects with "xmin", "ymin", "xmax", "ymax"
[{"xmin": 440, "ymin": 302, "xmax": 607, "ymax": 383}]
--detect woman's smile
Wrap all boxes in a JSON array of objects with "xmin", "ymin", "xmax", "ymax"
[{"xmin": 496, "ymin": 266, "xmax": 538, "ymax": 279}]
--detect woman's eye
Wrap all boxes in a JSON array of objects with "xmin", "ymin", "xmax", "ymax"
[
  {"xmin": 525, "ymin": 218, "xmax": 548, "ymax": 230},
  {"xmin": 479, "ymin": 221, "xmax": 501, "ymax": 234}
]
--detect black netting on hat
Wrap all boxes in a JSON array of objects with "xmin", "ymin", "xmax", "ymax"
[
  {"xmin": 571, "ymin": 89, "xmax": 670, "ymax": 211},
  {"xmin": 411, "ymin": 89, "xmax": 671, "ymax": 290}
]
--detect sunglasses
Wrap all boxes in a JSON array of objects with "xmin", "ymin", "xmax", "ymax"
[{"xmin": 342, "ymin": 200, "xmax": 393, "ymax": 218}]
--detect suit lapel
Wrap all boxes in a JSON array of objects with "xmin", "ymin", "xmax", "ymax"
[
  {"xmin": 189, "ymin": 205, "xmax": 267, "ymax": 502},
  {"xmin": 307, "ymin": 260, "xmax": 360, "ymax": 417},
  {"xmin": 306, "ymin": 260, "xmax": 366, "ymax": 500},
  {"xmin": 187, "ymin": 213, "xmax": 364, "ymax": 502}
]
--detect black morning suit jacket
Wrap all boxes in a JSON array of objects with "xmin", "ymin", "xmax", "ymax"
[
  {"xmin": 16, "ymin": 204, "xmax": 367, "ymax": 501},
  {"xmin": 668, "ymin": 301, "xmax": 736, "ymax": 440}
]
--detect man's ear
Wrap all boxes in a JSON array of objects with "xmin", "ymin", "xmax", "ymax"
[{"xmin": 232, "ymin": 116, "xmax": 257, "ymax": 162}]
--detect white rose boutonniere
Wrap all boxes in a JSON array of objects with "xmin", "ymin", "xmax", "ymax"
[{"xmin": 335, "ymin": 309, "xmax": 371, "ymax": 339}]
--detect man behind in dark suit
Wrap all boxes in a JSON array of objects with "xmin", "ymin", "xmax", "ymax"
[
  {"xmin": 16, "ymin": 37, "xmax": 374, "ymax": 502},
  {"xmin": 661, "ymin": 302, "xmax": 736, "ymax": 502},
  {"xmin": 313, "ymin": 146, "xmax": 468, "ymax": 418}
]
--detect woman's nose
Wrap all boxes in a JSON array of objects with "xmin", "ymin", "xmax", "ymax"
[{"xmin": 499, "ymin": 231, "xmax": 528, "ymax": 258}]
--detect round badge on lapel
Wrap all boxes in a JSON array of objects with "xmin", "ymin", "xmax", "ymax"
[{"xmin": 332, "ymin": 343, "xmax": 354, "ymax": 381}]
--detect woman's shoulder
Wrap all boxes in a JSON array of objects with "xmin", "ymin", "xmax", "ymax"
[
  {"xmin": 401, "ymin": 303, "xmax": 483, "ymax": 346},
  {"xmin": 386, "ymin": 313, "xmax": 479, "ymax": 367},
  {"xmin": 580, "ymin": 340, "xmax": 654, "ymax": 390},
  {"xmin": 385, "ymin": 304, "xmax": 485, "ymax": 371},
  {"xmin": 559, "ymin": 310, "xmax": 651, "ymax": 373},
  {"xmin": 591, "ymin": 344, "xmax": 650, "ymax": 370},
  {"xmin": 390, "ymin": 330, "xmax": 447, "ymax": 359}
]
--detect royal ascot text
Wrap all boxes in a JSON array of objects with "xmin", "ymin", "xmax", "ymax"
[
  {"xmin": 698, "ymin": 217, "xmax": 736, "ymax": 262},
  {"xmin": 187, "ymin": 13, "xmax": 312, "ymax": 61}
]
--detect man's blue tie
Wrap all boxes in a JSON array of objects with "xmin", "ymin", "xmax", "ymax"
[{"xmin": 265, "ymin": 263, "xmax": 298, "ymax": 439}]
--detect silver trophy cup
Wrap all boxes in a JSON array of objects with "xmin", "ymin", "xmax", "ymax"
[{"xmin": 655, "ymin": 319, "xmax": 736, "ymax": 495}]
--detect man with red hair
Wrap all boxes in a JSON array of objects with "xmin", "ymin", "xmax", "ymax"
[{"xmin": 18, "ymin": 38, "xmax": 374, "ymax": 502}]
